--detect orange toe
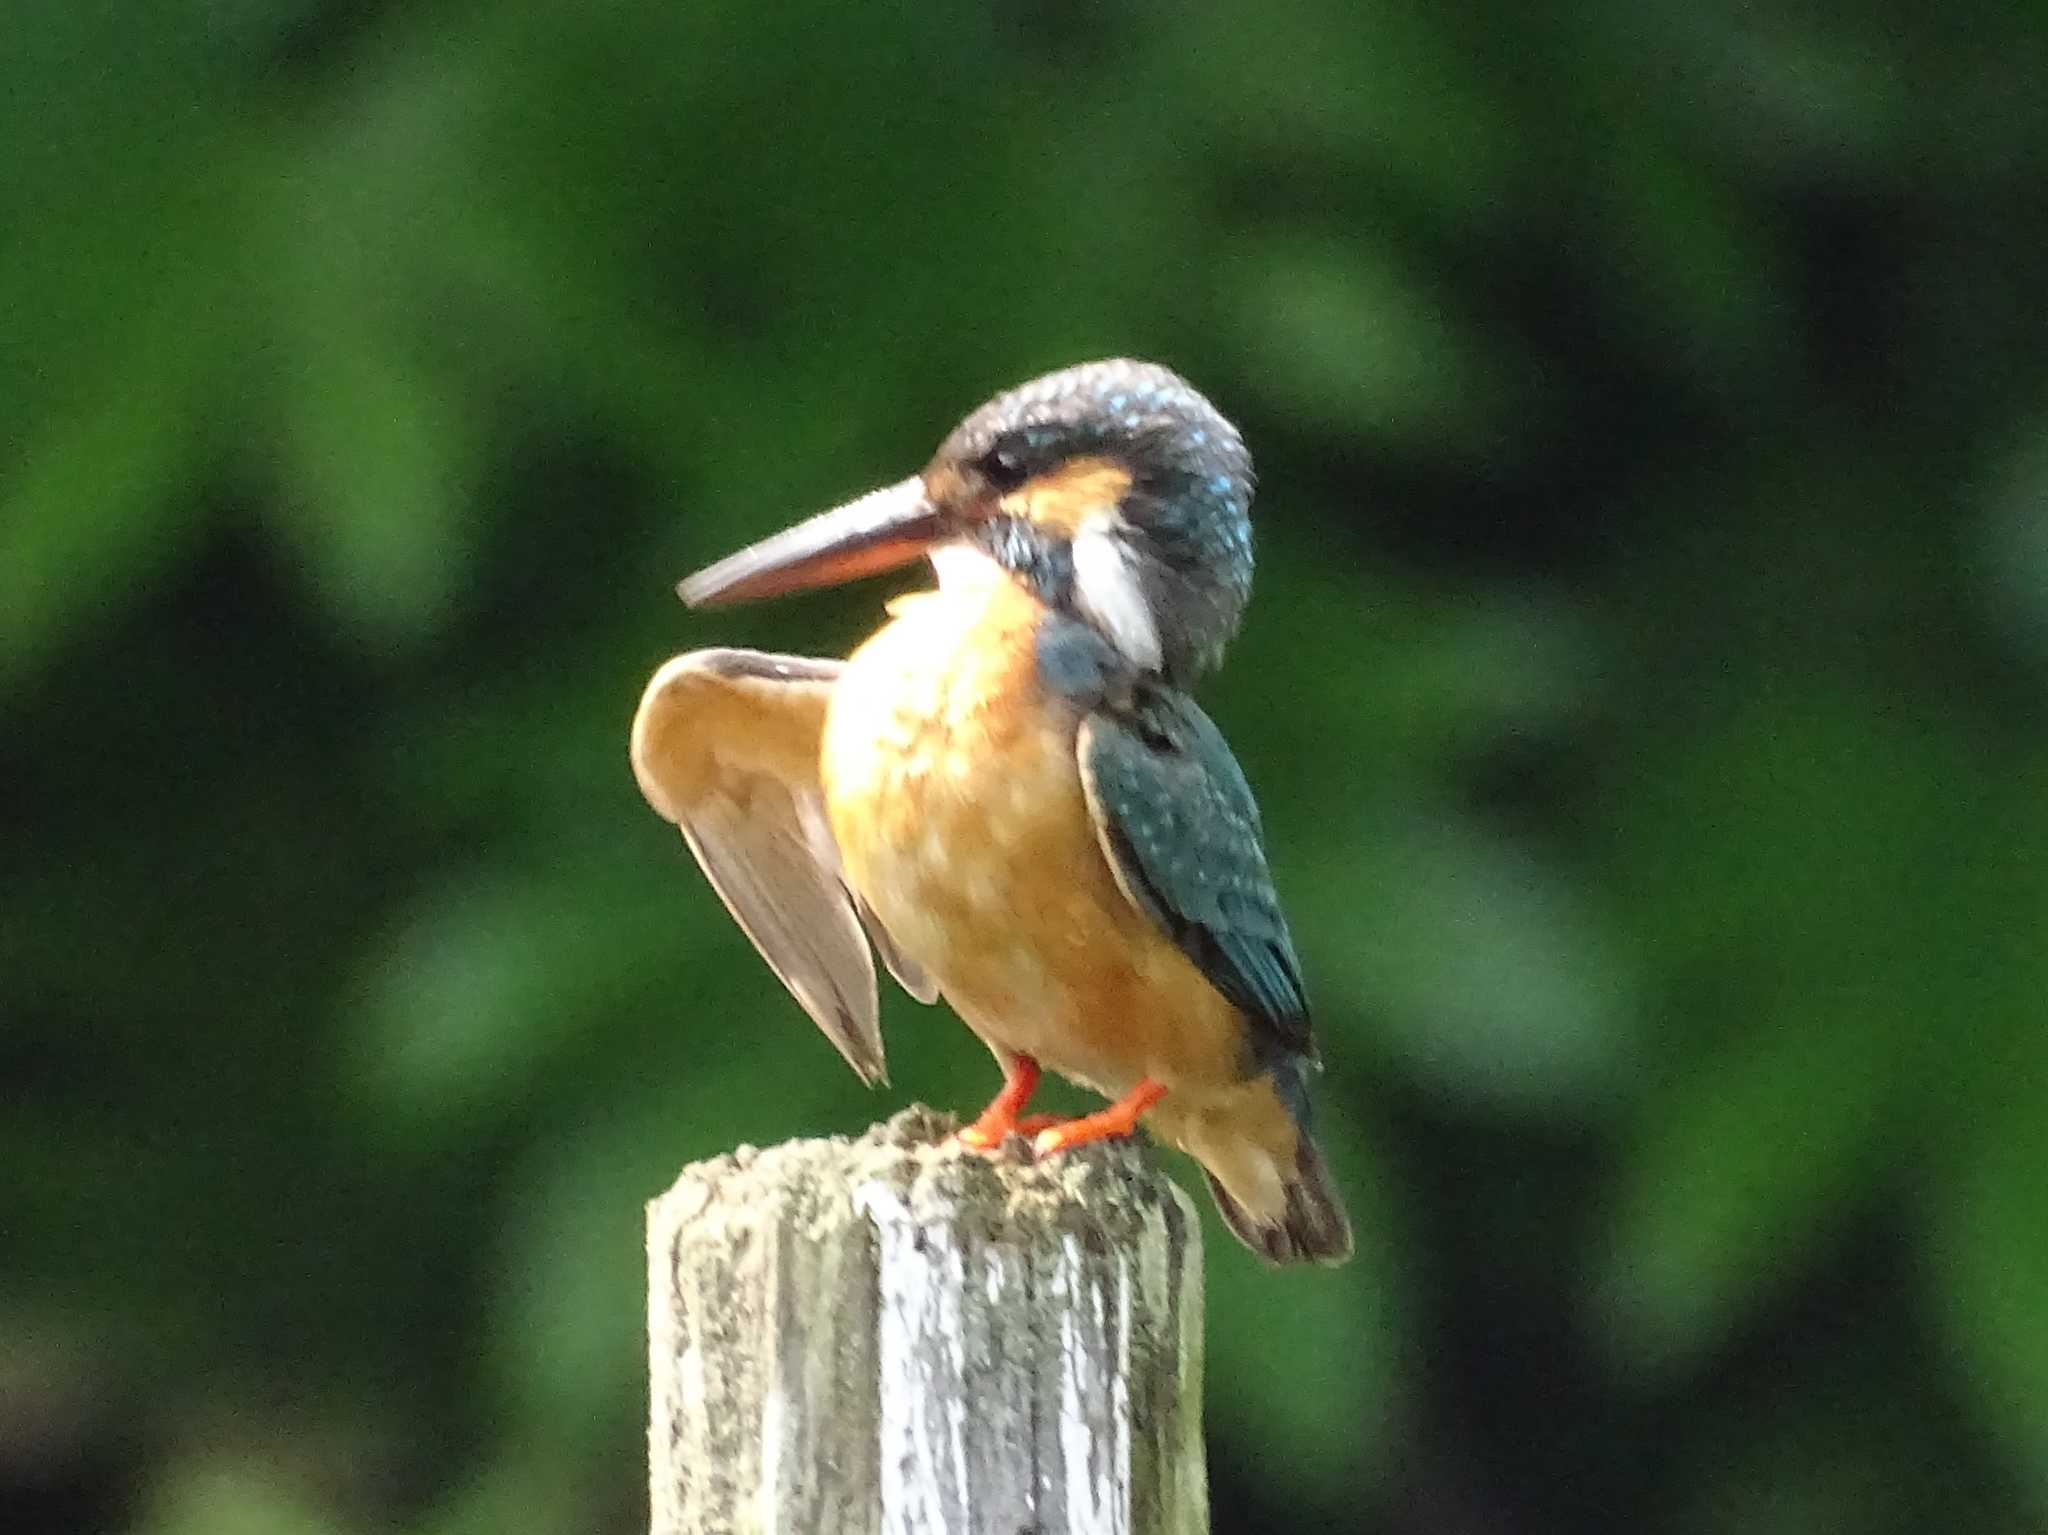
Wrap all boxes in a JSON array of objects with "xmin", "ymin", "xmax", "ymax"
[
  {"xmin": 955, "ymin": 1056, "xmax": 1043, "ymax": 1150},
  {"xmin": 959, "ymin": 1112, "xmax": 1063, "ymax": 1150},
  {"xmin": 1032, "ymin": 1079, "xmax": 1167, "ymax": 1156}
]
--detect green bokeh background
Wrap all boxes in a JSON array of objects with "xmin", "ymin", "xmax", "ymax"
[{"xmin": 7, "ymin": 4, "xmax": 2048, "ymax": 1532}]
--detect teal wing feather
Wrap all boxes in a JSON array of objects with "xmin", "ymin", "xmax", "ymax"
[{"xmin": 1076, "ymin": 687, "xmax": 1315, "ymax": 1066}]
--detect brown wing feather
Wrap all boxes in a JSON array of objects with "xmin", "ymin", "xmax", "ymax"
[
  {"xmin": 630, "ymin": 647, "xmax": 933, "ymax": 1084},
  {"xmin": 792, "ymin": 784, "xmax": 939, "ymax": 1004}
]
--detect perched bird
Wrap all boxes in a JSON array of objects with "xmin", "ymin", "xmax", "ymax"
[{"xmin": 631, "ymin": 360, "xmax": 1351, "ymax": 1264}]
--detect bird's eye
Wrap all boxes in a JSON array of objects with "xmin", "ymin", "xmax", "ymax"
[{"xmin": 979, "ymin": 440, "xmax": 1029, "ymax": 491}]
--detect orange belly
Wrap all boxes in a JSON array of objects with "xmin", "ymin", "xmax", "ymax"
[{"xmin": 820, "ymin": 574, "xmax": 1244, "ymax": 1100}]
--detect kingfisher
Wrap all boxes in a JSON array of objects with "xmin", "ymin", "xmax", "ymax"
[{"xmin": 630, "ymin": 360, "xmax": 1351, "ymax": 1264}]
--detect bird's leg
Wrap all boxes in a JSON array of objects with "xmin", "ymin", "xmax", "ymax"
[
  {"xmin": 956, "ymin": 1053, "xmax": 1047, "ymax": 1149},
  {"xmin": 1032, "ymin": 1078, "xmax": 1168, "ymax": 1156}
]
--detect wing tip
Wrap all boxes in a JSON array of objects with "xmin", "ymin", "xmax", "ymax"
[
  {"xmin": 845, "ymin": 1057, "xmax": 891, "ymax": 1089},
  {"xmin": 832, "ymin": 1024, "xmax": 891, "ymax": 1089}
]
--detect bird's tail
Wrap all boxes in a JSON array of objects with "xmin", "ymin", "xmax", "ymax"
[
  {"xmin": 1201, "ymin": 1129, "xmax": 1353, "ymax": 1266},
  {"xmin": 1160, "ymin": 1066, "xmax": 1354, "ymax": 1266}
]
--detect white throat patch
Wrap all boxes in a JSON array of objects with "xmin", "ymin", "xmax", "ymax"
[{"xmin": 927, "ymin": 541, "xmax": 1007, "ymax": 592}]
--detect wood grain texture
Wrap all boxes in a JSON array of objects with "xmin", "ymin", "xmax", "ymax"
[{"xmin": 648, "ymin": 1106, "xmax": 1207, "ymax": 1535}]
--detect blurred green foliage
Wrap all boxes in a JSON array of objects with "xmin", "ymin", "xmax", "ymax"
[{"xmin": 6, "ymin": 2, "xmax": 2048, "ymax": 1531}]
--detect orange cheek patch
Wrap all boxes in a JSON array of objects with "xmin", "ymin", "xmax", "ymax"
[{"xmin": 1000, "ymin": 457, "xmax": 1133, "ymax": 534}]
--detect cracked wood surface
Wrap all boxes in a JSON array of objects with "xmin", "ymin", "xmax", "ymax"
[{"xmin": 648, "ymin": 1106, "xmax": 1207, "ymax": 1534}]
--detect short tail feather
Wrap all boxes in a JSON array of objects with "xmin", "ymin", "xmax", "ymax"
[{"xmin": 1204, "ymin": 1132, "xmax": 1353, "ymax": 1267}]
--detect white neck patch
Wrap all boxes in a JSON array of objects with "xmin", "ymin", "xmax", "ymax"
[{"xmin": 1071, "ymin": 520, "xmax": 1164, "ymax": 673}]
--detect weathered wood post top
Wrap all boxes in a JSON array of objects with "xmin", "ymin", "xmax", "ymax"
[{"xmin": 647, "ymin": 1105, "xmax": 1207, "ymax": 1534}]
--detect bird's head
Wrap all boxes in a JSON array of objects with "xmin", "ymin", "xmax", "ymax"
[{"xmin": 680, "ymin": 359, "xmax": 1255, "ymax": 681}]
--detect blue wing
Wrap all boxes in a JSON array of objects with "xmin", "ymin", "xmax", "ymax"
[{"xmin": 1076, "ymin": 687, "xmax": 1315, "ymax": 1067}]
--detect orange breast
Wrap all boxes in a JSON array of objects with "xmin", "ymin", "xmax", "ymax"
[{"xmin": 820, "ymin": 571, "xmax": 1244, "ymax": 1098}]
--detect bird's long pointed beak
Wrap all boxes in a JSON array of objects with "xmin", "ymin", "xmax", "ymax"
[{"xmin": 678, "ymin": 476, "xmax": 942, "ymax": 608}]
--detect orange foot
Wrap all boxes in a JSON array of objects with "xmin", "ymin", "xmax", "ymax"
[
  {"xmin": 1033, "ymin": 1078, "xmax": 1168, "ymax": 1156},
  {"xmin": 955, "ymin": 1055, "xmax": 1044, "ymax": 1150}
]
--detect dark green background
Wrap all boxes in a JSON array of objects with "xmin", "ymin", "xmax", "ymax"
[{"xmin": 8, "ymin": 3, "xmax": 2048, "ymax": 1531}]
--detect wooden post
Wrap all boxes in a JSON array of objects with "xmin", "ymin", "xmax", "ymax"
[{"xmin": 647, "ymin": 1105, "xmax": 1207, "ymax": 1535}]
